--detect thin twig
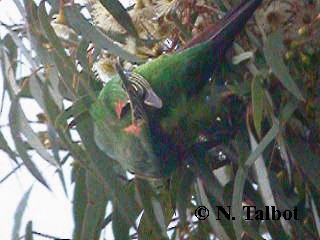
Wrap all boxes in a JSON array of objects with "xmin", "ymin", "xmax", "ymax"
[
  {"xmin": 31, "ymin": 231, "xmax": 71, "ymax": 240},
  {"xmin": 0, "ymin": 163, "xmax": 23, "ymax": 184}
]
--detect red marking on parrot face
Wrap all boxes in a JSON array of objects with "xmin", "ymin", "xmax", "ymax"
[
  {"xmin": 115, "ymin": 100, "xmax": 129, "ymax": 119},
  {"xmin": 123, "ymin": 124, "xmax": 141, "ymax": 136}
]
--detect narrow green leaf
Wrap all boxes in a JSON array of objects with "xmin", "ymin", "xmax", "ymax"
[
  {"xmin": 232, "ymin": 51, "xmax": 253, "ymax": 65},
  {"xmin": 25, "ymin": 221, "xmax": 33, "ymax": 240},
  {"xmin": 287, "ymin": 137, "xmax": 320, "ymax": 192},
  {"xmin": 38, "ymin": 1, "xmax": 76, "ymax": 70},
  {"xmin": 138, "ymin": 212, "xmax": 157, "ymax": 240},
  {"xmin": 232, "ymin": 122, "xmax": 280, "ymax": 239},
  {"xmin": 279, "ymin": 98, "xmax": 299, "ymax": 125},
  {"xmin": 56, "ymin": 168, "xmax": 68, "ymax": 197},
  {"xmin": 231, "ymin": 166, "xmax": 247, "ymax": 240},
  {"xmin": 245, "ymin": 121, "xmax": 279, "ymax": 168},
  {"xmin": 75, "ymin": 112, "xmax": 139, "ymax": 236},
  {"xmin": 64, "ymin": 4, "xmax": 144, "ymax": 63},
  {"xmin": 0, "ymin": 130, "xmax": 18, "ymax": 162},
  {"xmin": 170, "ymin": 169, "xmax": 193, "ymax": 225},
  {"xmin": 80, "ymin": 171, "xmax": 109, "ymax": 240},
  {"xmin": 28, "ymin": 75, "xmax": 47, "ymax": 109},
  {"xmin": 5, "ymin": 27, "xmax": 39, "ymax": 69},
  {"xmin": 250, "ymin": 130, "xmax": 291, "ymax": 235},
  {"xmin": 47, "ymin": 124, "xmax": 61, "ymax": 162},
  {"xmin": 41, "ymin": 80, "xmax": 64, "ymax": 127},
  {"xmin": 13, "ymin": 103, "xmax": 58, "ymax": 166},
  {"xmin": 113, "ymin": 203, "xmax": 130, "ymax": 240},
  {"xmin": 2, "ymin": 48, "xmax": 50, "ymax": 188},
  {"xmin": 45, "ymin": 0, "xmax": 60, "ymax": 13},
  {"xmin": 264, "ymin": 30, "xmax": 305, "ymax": 101},
  {"xmin": 277, "ymin": 135, "xmax": 292, "ymax": 184},
  {"xmin": 9, "ymin": 97, "xmax": 49, "ymax": 189},
  {"xmin": 72, "ymin": 163, "xmax": 87, "ymax": 240},
  {"xmin": 24, "ymin": 0, "xmax": 65, "ymax": 105},
  {"xmin": 101, "ymin": 29, "xmax": 129, "ymax": 45},
  {"xmin": 55, "ymin": 95, "xmax": 93, "ymax": 128},
  {"xmin": 24, "ymin": 0, "xmax": 40, "ymax": 31},
  {"xmin": 265, "ymin": 220, "xmax": 290, "ymax": 240},
  {"xmin": 310, "ymin": 193, "xmax": 320, "ymax": 238},
  {"xmin": 251, "ymin": 75, "xmax": 265, "ymax": 137},
  {"xmin": 170, "ymin": 12, "xmax": 192, "ymax": 40},
  {"xmin": 12, "ymin": 0, "xmax": 25, "ymax": 17},
  {"xmin": 196, "ymin": 179, "xmax": 231, "ymax": 240},
  {"xmin": 3, "ymin": 33, "xmax": 18, "ymax": 75},
  {"xmin": 41, "ymin": 82, "xmax": 76, "ymax": 203},
  {"xmin": 136, "ymin": 179, "xmax": 168, "ymax": 239},
  {"xmin": 98, "ymin": 0, "xmax": 139, "ymax": 38},
  {"xmin": 12, "ymin": 187, "xmax": 33, "ymax": 240},
  {"xmin": 1, "ymin": 50, "xmax": 19, "ymax": 97},
  {"xmin": 151, "ymin": 197, "xmax": 167, "ymax": 235},
  {"xmin": 191, "ymin": 158, "xmax": 225, "ymax": 204},
  {"xmin": 76, "ymin": 39, "xmax": 91, "ymax": 73},
  {"xmin": 28, "ymin": 77, "xmax": 62, "ymax": 167}
]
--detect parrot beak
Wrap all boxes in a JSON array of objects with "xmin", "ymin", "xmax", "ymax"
[{"xmin": 144, "ymin": 89, "xmax": 163, "ymax": 109}]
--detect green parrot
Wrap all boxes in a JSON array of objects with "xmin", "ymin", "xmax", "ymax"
[{"xmin": 90, "ymin": 0, "xmax": 263, "ymax": 179}]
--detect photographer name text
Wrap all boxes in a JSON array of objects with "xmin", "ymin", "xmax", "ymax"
[{"xmin": 215, "ymin": 206, "xmax": 299, "ymax": 221}]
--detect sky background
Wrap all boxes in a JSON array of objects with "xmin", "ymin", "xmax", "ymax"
[{"xmin": 0, "ymin": 0, "xmax": 131, "ymax": 239}]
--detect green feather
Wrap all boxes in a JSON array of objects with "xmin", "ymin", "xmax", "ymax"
[{"xmin": 90, "ymin": 0, "xmax": 262, "ymax": 178}]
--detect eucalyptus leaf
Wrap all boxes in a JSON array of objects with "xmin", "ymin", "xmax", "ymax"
[
  {"xmin": 287, "ymin": 137, "xmax": 320, "ymax": 192},
  {"xmin": 9, "ymin": 97, "xmax": 50, "ymax": 189},
  {"xmin": 251, "ymin": 75, "xmax": 265, "ymax": 137},
  {"xmin": 3, "ymin": 48, "xmax": 50, "ymax": 188},
  {"xmin": 0, "ymin": 130, "xmax": 18, "ymax": 162},
  {"xmin": 64, "ymin": 4, "xmax": 144, "ymax": 63},
  {"xmin": 5, "ymin": 27, "xmax": 39, "ymax": 69},
  {"xmin": 136, "ymin": 179, "xmax": 169, "ymax": 239},
  {"xmin": 98, "ymin": 0, "xmax": 139, "ymax": 38},
  {"xmin": 12, "ymin": 103, "xmax": 58, "ymax": 166},
  {"xmin": 24, "ymin": 221, "xmax": 34, "ymax": 240},
  {"xmin": 170, "ymin": 169, "xmax": 193, "ymax": 225},
  {"xmin": 264, "ymin": 30, "xmax": 305, "ymax": 101},
  {"xmin": 310, "ymin": 194, "xmax": 320, "ymax": 238},
  {"xmin": 75, "ymin": 111, "xmax": 139, "ymax": 234},
  {"xmin": 196, "ymin": 178, "xmax": 231, "ymax": 240},
  {"xmin": 80, "ymin": 171, "xmax": 108, "ymax": 240},
  {"xmin": 250, "ymin": 129, "xmax": 292, "ymax": 235},
  {"xmin": 232, "ymin": 122, "xmax": 279, "ymax": 239},
  {"xmin": 38, "ymin": 1, "xmax": 77, "ymax": 78},
  {"xmin": 112, "ymin": 203, "xmax": 130, "ymax": 240},
  {"xmin": 38, "ymin": 1, "xmax": 71, "ymax": 61},
  {"xmin": 12, "ymin": 187, "xmax": 33, "ymax": 240},
  {"xmin": 232, "ymin": 51, "xmax": 253, "ymax": 65},
  {"xmin": 72, "ymin": 163, "xmax": 87, "ymax": 240},
  {"xmin": 55, "ymin": 95, "xmax": 94, "ymax": 128}
]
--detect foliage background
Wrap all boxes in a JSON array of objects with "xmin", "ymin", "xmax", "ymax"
[{"xmin": 0, "ymin": 0, "xmax": 319, "ymax": 239}]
